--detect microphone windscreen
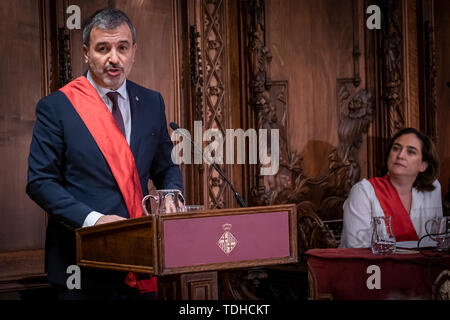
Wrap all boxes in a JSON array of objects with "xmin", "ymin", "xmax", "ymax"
[{"xmin": 170, "ymin": 122, "xmax": 179, "ymax": 130}]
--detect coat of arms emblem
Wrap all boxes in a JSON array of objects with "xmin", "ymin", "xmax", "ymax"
[{"xmin": 217, "ymin": 223, "xmax": 237, "ymax": 255}]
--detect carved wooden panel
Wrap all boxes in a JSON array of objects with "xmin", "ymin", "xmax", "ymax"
[
  {"xmin": 200, "ymin": 0, "xmax": 231, "ymax": 209},
  {"xmin": 180, "ymin": 271, "xmax": 218, "ymax": 300},
  {"xmin": 158, "ymin": 272, "xmax": 218, "ymax": 300},
  {"xmin": 243, "ymin": 0, "xmax": 374, "ymax": 254},
  {"xmin": 158, "ymin": 275, "xmax": 180, "ymax": 300}
]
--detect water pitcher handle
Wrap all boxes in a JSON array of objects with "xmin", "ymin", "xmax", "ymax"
[
  {"xmin": 176, "ymin": 191, "xmax": 186, "ymax": 212},
  {"xmin": 178, "ymin": 191, "xmax": 186, "ymax": 206},
  {"xmin": 161, "ymin": 191, "xmax": 186, "ymax": 213},
  {"xmin": 142, "ymin": 194, "xmax": 159, "ymax": 216}
]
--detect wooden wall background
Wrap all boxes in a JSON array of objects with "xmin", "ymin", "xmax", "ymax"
[
  {"xmin": 266, "ymin": 0, "xmax": 358, "ymax": 178},
  {"xmin": 0, "ymin": 0, "xmax": 448, "ymax": 299},
  {"xmin": 0, "ymin": 1, "xmax": 46, "ymax": 253},
  {"xmin": 67, "ymin": 0, "xmax": 182, "ymax": 125},
  {"xmin": 435, "ymin": 0, "xmax": 450, "ymax": 199},
  {"xmin": 0, "ymin": 1, "xmax": 47, "ymax": 297}
]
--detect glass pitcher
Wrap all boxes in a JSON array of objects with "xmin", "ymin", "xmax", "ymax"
[
  {"xmin": 371, "ymin": 216, "xmax": 396, "ymax": 255},
  {"xmin": 142, "ymin": 189, "xmax": 185, "ymax": 216},
  {"xmin": 426, "ymin": 216, "xmax": 450, "ymax": 251}
]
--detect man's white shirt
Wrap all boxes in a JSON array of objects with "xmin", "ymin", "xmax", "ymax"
[{"xmin": 82, "ymin": 71, "xmax": 132, "ymax": 227}]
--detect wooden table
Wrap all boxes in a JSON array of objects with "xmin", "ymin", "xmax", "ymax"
[{"xmin": 306, "ymin": 248, "xmax": 450, "ymax": 300}]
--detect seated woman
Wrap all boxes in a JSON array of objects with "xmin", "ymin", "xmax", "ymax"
[{"xmin": 340, "ymin": 127, "xmax": 443, "ymax": 248}]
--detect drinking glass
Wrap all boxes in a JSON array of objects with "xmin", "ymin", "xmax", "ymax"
[{"xmin": 371, "ymin": 216, "xmax": 396, "ymax": 255}]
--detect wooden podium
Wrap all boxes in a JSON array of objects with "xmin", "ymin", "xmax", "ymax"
[{"xmin": 76, "ymin": 204, "xmax": 297, "ymax": 299}]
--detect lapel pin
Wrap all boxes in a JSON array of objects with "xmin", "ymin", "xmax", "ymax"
[{"xmin": 135, "ymin": 96, "xmax": 139, "ymax": 101}]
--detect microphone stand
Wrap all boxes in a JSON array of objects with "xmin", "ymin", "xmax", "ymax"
[{"xmin": 170, "ymin": 122, "xmax": 247, "ymax": 208}]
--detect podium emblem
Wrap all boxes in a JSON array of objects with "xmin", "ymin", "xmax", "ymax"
[{"xmin": 217, "ymin": 223, "xmax": 238, "ymax": 255}]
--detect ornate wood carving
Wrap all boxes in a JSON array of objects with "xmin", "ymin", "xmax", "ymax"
[
  {"xmin": 189, "ymin": 24, "xmax": 205, "ymax": 184},
  {"xmin": 351, "ymin": 0, "xmax": 361, "ymax": 87},
  {"xmin": 221, "ymin": 269, "xmax": 262, "ymax": 300},
  {"xmin": 245, "ymin": 0, "xmax": 274, "ymax": 199},
  {"xmin": 421, "ymin": 19, "xmax": 438, "ymax": 142},
  {"xmin": 57, "ymin": 27, "xmax": 73, "ymax": 87},
  {"xmin": 368, "ymin": 0, "xmax": 407, "ymax": 177},
  {"xmin": 190, "ymin": 25, "xmax": 204, "ymax": 122},
  {"xmin": 200, "ymin": 0, "xmax": 230, "ymax": 209},
  {"xmin": 380, "ymin": 0, "xmax": 405, "ymax": 137},
  {"xmin": 337, "ymin": 82, "xmax": 374, "ymax": 192}
]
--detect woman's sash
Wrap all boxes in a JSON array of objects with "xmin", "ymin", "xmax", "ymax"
[{"xmin": 369, "ymin": 176, "xmax": 418, "ymax": 241}]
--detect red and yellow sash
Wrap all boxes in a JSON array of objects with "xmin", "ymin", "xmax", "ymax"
[
  {"xmin": 60, "ymin": 76, "xmax": 157, "ymax": 293},
  {"xmin": 369, "ymin": 175, "xmax": 418, "ymax": 241}
]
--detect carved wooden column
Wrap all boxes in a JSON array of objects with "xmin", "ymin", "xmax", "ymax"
[
  {"xmin": 367, "ymin": 0, "xmax": 436, "ymax": 177},
  {"xmin": 186, "ymin": 0, "xmax": 239, "ymax": 209},
  {"xmin": 366, "ymin": 0, "xmax": 406, "ymax": 177},
  {"xmin": 418, "ymin": 0, "xmax": 438, "ymax": 142},
  {"xmin": 244, "ymin": 0, "xmax": 277, "ymax": 202},
  {"xmin": 39, "ymin": 0, "xmax": 73, "ymax": 94},
  {"xmin": 381, "ymin": 0, "xmax": 405, "ymax": 137},
  {"xmin": 202, "ymin": 0, "xmax": 234, "ymax": 209},
  {"xmin": 186, "ymin": 20, "xmax": 206, "ymax": 206}
]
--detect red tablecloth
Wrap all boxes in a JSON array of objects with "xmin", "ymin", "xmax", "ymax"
[{"xmin": 305, "ymin": 248, "xmax": 450, "ymax": 300}]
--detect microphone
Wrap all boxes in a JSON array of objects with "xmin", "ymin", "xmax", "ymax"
[{"xmin": 170, "ymin": 122, "xmax": 247, "ymax": 208}]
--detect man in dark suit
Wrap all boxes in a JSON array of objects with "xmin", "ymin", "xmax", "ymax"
[{"xmin": 26, "ymin": 8, "xmax": 182, "ymax": 299}]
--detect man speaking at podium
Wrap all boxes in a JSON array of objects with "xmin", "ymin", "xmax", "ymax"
[{"xmin": 26, "ymin": 8, "xmax": 183, "ymax": 299}]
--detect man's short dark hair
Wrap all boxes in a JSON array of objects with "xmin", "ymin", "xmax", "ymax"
[{"xmin": 83, "ymin": 8, "xmax": 136, "ymax": 47}]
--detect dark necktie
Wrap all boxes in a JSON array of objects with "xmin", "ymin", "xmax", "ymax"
[{"xmin": 106, "ymin": 91, "xmax": 126, "ymax": 137}]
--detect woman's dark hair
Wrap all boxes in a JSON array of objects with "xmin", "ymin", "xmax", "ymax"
[{"xmin": 385, "ymin": 127, "xmax": 439, "ymax": 192}]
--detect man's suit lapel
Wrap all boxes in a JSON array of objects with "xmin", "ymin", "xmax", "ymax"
[{"xmin": 127, "ymin": 82, "xmax": 141, "ymax": 157}]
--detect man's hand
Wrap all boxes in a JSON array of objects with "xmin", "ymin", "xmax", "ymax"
[
  {"xmin": 95, "ymin": 215, "xmax": 126, "ymax": 225},
  {"xmin": 163, "ymin": 195, "xmax": 186, "ymax": 213},
  {"xmin": 164, "ymin": 195, "xmax": 177, "ymax": 213}
]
